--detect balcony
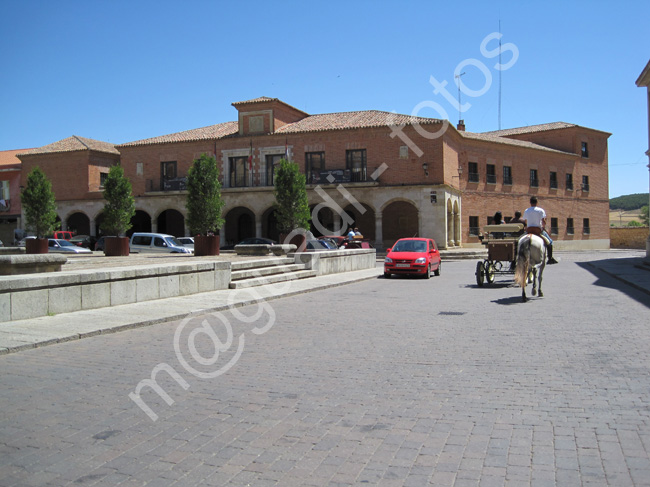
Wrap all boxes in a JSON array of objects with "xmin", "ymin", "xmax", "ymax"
[
  {"xmin": 307, "ymin": 167, "xmax": 372, "ymax": 185},
  {"xmin": 468, "ymin": 172, "xmax": 479, "ymax": 183},
  {"xmin": 146, "ymin": 177, "xmax": 187, "ymax": 192}
]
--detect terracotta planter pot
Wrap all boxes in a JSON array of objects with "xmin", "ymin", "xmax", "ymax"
[
  {"xmin": 194, "ymin": 235, "xmax": 220, "ymax": 256},
  {"xmin": 25, "ymin": 238, "xmax": 48, "ymax": 254},
  {"xmin": 104, "ymin": 236, "xmax": 130, "ymax": 256}
]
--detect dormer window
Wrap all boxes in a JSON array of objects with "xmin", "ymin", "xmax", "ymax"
[{"xmin": 581, "ymin": 142, "xmax": 589, "ymax": 158}]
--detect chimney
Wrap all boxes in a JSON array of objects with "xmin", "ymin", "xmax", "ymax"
[{"xmin": 457, "ymin": 120, "xmax": 466, "ymax": 131}]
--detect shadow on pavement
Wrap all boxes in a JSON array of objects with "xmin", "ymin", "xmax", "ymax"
[{"xmin": 577, "ymin": 258, "xmax": 650, "ymax": 309}]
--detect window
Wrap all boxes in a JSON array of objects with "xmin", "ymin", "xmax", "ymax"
[
  {"xmin": 264, "ymin": 154, "xmax": 283, "ymax": 186},
  {"xmin": 550, "ymin": 218, "xmax": 558, "ymax": 235},
  {"xmin": 549, "ymin": 171, "xmax": 557, "ymax": 189},
  {"xmin": 503, "ymin": 166, "xmax": 512, "ymax": 185},
  {"xmin": 154, "ymin": 237, "xmax": 167, "ymax": 247},
  {"xmin": 567, "ymin": 218, "xmax": 574, "ymax": 235},
  {"xmin": 582, "ymin": 175, "xmax": 590, "ymax": 192},
  {"xmin": 530, "ymin": 169, "xmax": 538, "ymax": 187},
  {"xmin": 100, "ymin": 172, "xmax": 108, "ymax": 188},
  {"xmin": 566, "ymin": 173, "xmax": 573, "ymax": 190},
  {"xmin": 161, "ymin": 161, "xmax": 177, "ymax": 188},
  {"xmin": 583, "ymin": 218, "xmax": 590, "ymax": 235},
  {"xmin": 0, "ymin": 180, "xmax": 9, "ymax": 200},
  {"xmin": 469, "ymin": 216, "xmax": 479, "ymax": 236},
  {"xmin": 305, "ymin": 152, "xmax": 325, "ymax": 184},
  {"xmin": 468, "ymin": 162, "xmax": 479, "ymax": 183},
  {"xmin": 346, "ymin": 149, "xmax": 367, "ymax": 182},
  {"xmin": 229, "ymin": 156, "xmax": 249, "ymax": 187},
  {"xmin": 581, "ymin": 142, "xmax": 589, "ymax": 158},
  {"xmin": 486, "ymin": 164, "xmax": 496, "ymax": 184}
]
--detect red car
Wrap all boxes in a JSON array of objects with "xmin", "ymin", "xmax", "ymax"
[{"xmin": 384, "ymin": 237, "xmax": 441, "ymax": 279}]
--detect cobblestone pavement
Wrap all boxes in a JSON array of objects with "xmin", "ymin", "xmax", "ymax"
[{"xmin": 1, "ymin": 251, "xmax": 650, "ymax": 486}]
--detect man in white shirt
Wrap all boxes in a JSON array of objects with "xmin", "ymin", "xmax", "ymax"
[{"xmin": 523, "ymin": 196, "xmax": 558, "ymax": 264}]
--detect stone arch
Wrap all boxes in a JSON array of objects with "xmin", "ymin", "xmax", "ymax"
[
  {"xmin": 224, "ymin": 206, "xmax": 255, "ymax": 246},
  {"xmin": 309, "ymin": 204, "xmax": 343, "ymax": 238},
  {"xmin": 382, "ymin": 200, "xmax": 419, "ymax": 246},
  {"xmin": 131, "ymin": 210, "xmax": 152, "ymax": 235},
  {"xmin": 343, "ymin": 203, "xmax": 376, "ymax": 241},
  {"xmin": 262, "ymin": 207, "xmax": 280, "ymax": 242},
  {"xmin": 156, "ymin": 209, "xmax": 185, "ymax": 237},
  {"xmin": 66, "ymin": 211, "xmax": 90, "ymax": 235}
]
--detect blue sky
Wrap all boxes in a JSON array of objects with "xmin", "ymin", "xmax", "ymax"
[{"xmin": 1, "ymin": 0, "xmax": 648, "ymax": 198}]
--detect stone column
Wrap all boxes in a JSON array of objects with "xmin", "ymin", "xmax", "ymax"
[
  {"xmin": 374, "ymin": 211, "xmax": 383, "ymax": 250},
  {"xmin": 256, "ymin": 217, "xmax": 262, "ymax": 238}
]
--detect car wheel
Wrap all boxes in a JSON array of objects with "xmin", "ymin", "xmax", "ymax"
[
  {"xmin": 424, "ymin": 263, "xmax": 431, "ymax": 279},
  {"xmin": 384, "ymin": 272, "xmax": 391, "ymax": 279},
  {"xmin": 434, "ymin": 261, "xmax": 441, "ymax": 276}
]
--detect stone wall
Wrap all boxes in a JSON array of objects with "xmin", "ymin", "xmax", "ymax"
[{"xmin": 610, "ymin": 227, "xmax": 650, "ymax": 249}]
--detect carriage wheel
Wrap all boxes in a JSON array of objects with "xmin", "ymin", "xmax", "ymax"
[
  {"xmin": 486, "ymin": 262, "xmax": 496, "ymax": 284},
  {"xmin": 475, "ymin": 261, "xmax": 485, "ymax": 287}
]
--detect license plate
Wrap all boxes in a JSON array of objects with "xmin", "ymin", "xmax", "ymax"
[{"xmin": 396, "ymin": 263, "xmax": 411, "ymax": 268}]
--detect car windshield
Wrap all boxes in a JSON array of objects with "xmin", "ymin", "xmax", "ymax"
[
  {"xmin": 58, "ymin": 240, "xmax": 76, "ymax": 247},
  {"xmin": 392, "ymin": 240, "xmax": 427, "ymax": 252},
  {"xmin": 165, "ymin": 237, "xmax": 183, "ymax": 247}
]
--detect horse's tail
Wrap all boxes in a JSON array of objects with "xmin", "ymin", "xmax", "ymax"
[{"xmin": 514, "ymin": 236, "xmax": 530, "ymax": 288}]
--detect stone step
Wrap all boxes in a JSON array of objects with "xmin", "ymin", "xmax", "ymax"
[
  {"xmin": 230, "ymin": 257, "xmax": 294, "ymax": 271},
  {"xmin": 230, "ymin": 263, "xmax": 309, "ymax": 281},
  {"xmin": 229, "ymin": 269, "xmax": 318, "ymax": 289}
]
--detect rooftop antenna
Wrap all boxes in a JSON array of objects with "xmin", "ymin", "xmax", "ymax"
[
  {"xmin": 455, "ymin": 72, "xmax": 466, "ymax": 124},
  {"xmin": 498, "ymin": 18, "xmax": 502, "ymax": 130}
]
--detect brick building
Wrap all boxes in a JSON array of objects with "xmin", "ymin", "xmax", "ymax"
[
  {"xmin": 16, "ymin": 97, "xmax": 611, "ymax": 250},
  {"xmin": 0, "ymin": 149, "xmax": 27, "ymax": 244}
]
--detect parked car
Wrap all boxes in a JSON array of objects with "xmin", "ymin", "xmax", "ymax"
[
  {"xmin": 305, "ymin": 239, "xmax": 330, "ymax": 251},
  {"xmin": 94, "ymin": 236, "xmax": 105, "ymax": 251},
  {"xmin": 129, "ymin": 233, "xmax": 192, "ymax": 254},
  {"xmin": 177, "ymin": 237, "xmax": 194, "ymax": 251},
  {"xmin": 48, "ymin": 238, "xmax": 92, "ymax": 254},
  {"xmin": 17, "ymin": 236, "xmax": 36, "ymax": 247},
  {"xmin": 316, "ymin": 237, "xmax": 339, "ymax": 250},
  {"xmin": 70, "ymin": 235, "xmax": 96, "ymax": 249},
  {"xmin": 319, "ymin": 235, "xmax": 346, "ymax": 248},
  {"xmin": 384, "ymin": 237, "xmax": 441, "ymax": 279},
  {"xmin": 52, "ymin": 231, "xmax": 74, "ymax": 240}
]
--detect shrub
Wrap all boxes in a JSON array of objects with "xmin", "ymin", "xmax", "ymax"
[
  {"xmin": 186, "ymin": 154, "xmax": 225, "ymax": 235},
  {"xmin": 21, "ymin": 167, "xmax": 58, "ymax": 238},
  {"xmin": 101, "ymin": 165, "xmax": 135, "ymax": 236}
]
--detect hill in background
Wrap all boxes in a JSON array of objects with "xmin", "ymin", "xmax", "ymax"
[{"xmin": 609, "ymin": 193, "xmax": 649, "ymax": 210}]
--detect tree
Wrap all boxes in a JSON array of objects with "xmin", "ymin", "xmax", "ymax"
[
  {"xmin": 186, "ymin": 154, "xmax": 225, "ymax": 235},
  {"xmin": 21, "ymin": 167, "xmax": 58, "ymax": 238},
  {"xmin": 640, "ymin": 205, "xmax": 649, "ymax": 226},
  {"xmin": 273, "ymin": 158, "xmax": 310, "ymax": 234},
  {"xmin": 101, "ymin": 165, "xmax": 135, "ymax": 236}
]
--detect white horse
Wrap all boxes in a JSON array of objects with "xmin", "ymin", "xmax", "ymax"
[{"xmin": 514, "ymin": 234, "xmax": 546, "ymax": 302}]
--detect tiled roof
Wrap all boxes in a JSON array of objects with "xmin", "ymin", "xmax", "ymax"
[
  {"xmin": 482, "ymin": 122, "xmax": 577, "ymax": 136},
  {"xmin": 460, "ymin": 131, "xmax": 574, "ymax": 155},
  {"xmin": 19, "ymin": 136, "xmax": 119, "ymax": 156},
  {"xmin": 231, "ymin": 96, "xmax": 278, "ymax": 106},
  {"xmin": 231, "ymin": 97, "xmax": 309, "ymax": 117},
  {"xmin": 0, "ymin": 149, "xmax": 31, "ymax": 168},
  {"xmin": 117, "ymin": 122, "xmax": 239, "ymax": 148},
  {"xmin": 276, "ymin": 110, "xmax": 445, "ymax": 134}
]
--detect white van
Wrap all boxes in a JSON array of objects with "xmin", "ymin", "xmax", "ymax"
[{"xmin": 129, "ymin": 233, "xmax": 192, "ymax": 254}]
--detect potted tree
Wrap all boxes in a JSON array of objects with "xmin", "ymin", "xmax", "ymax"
[
  {"xmin": 274, "ymin": 158, "xmax": 311, "ymax": 251},
  {"xmin": 186, "ymin": 154, "xmax": 225, "ymax": 256},
  {"xmin": 101, "ymin": 164, "xmax": 135, "ymax": 256},
  {"xmin": 21, "ymin": 167, "xmax": 58, "ymax": 254}
]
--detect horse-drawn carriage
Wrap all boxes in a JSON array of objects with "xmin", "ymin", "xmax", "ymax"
[{"xmin": 475, "ymin": 223, "xmax": 525, "ymax": 286}]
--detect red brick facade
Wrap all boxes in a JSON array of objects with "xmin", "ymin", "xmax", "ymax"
[{"xmin": 15, "ymin": 98, "xmax": 611, "ymax": 250}]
